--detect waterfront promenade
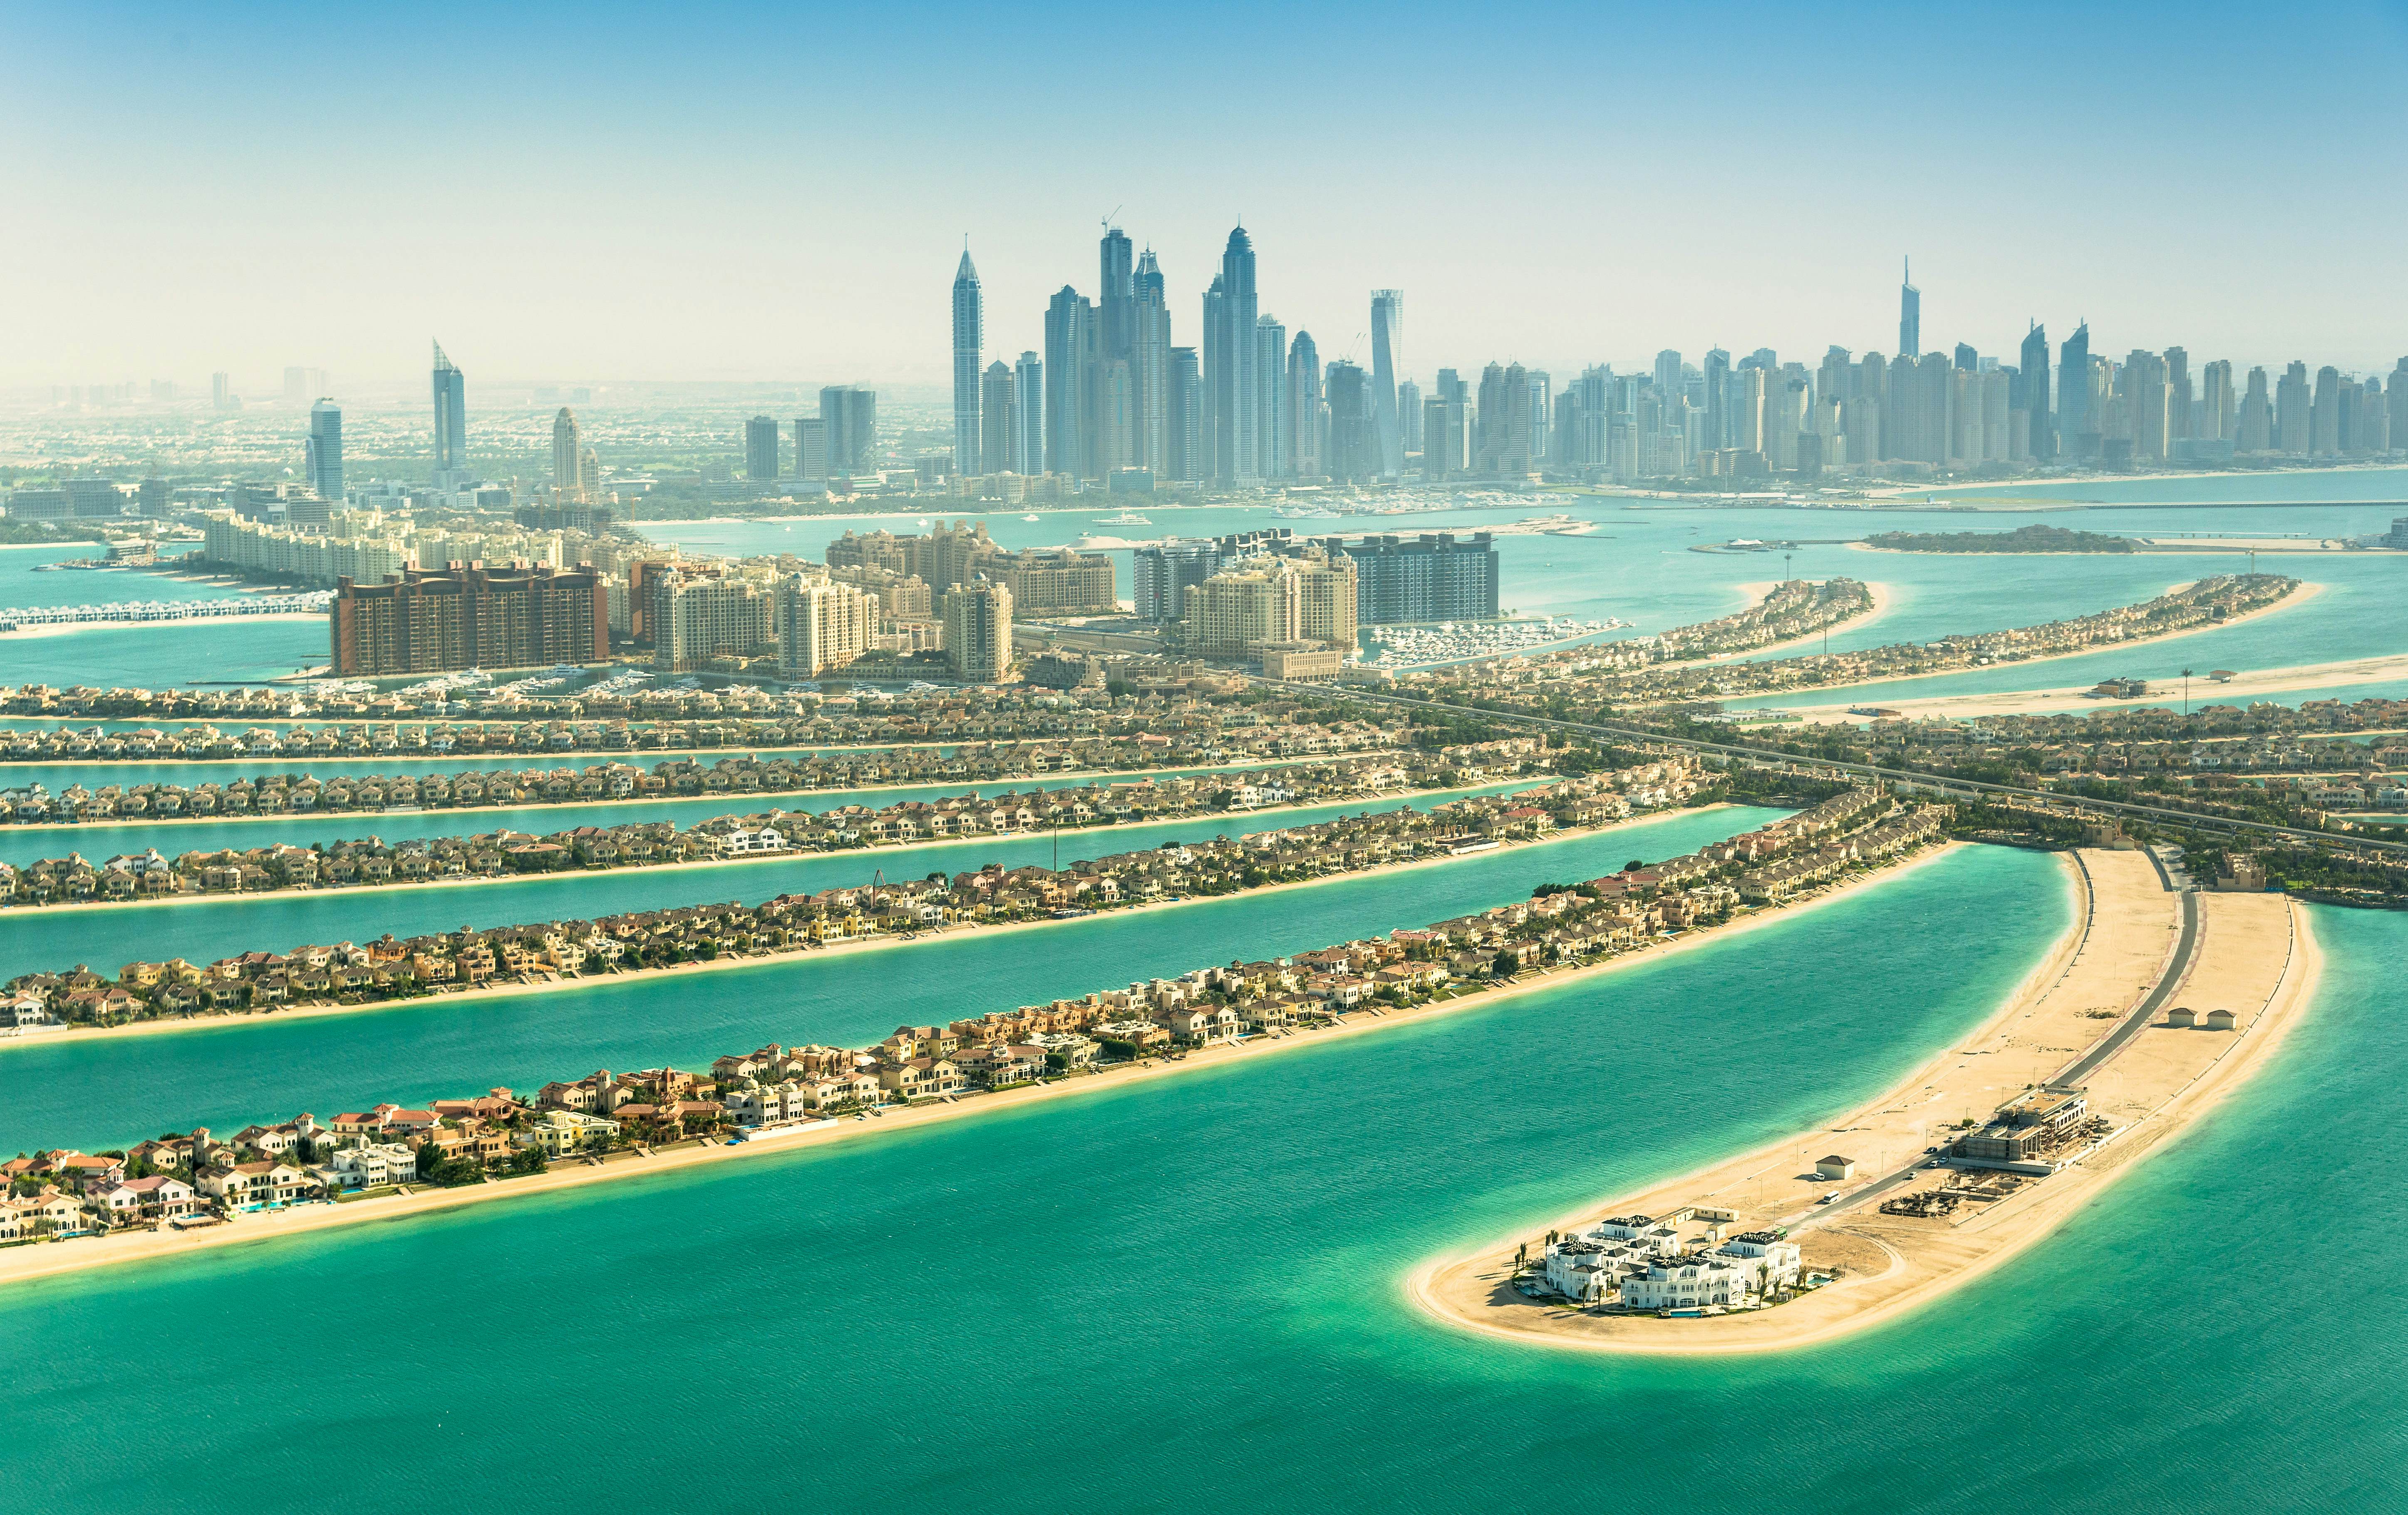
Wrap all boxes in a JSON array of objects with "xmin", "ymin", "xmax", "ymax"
[{"xmin": 1413, "ymin": 847, "xmax": 2316, "ymax": 1353}]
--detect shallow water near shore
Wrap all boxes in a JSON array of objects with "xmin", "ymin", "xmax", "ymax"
[{"xmin": 13, "ymin": 847, "xmax": 2397, "ymax": 1510}]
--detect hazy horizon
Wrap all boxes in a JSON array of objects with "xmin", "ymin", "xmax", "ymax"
[{"xmin": 9, "ymin": 1, "xmax": 2408, "ymax": 390}]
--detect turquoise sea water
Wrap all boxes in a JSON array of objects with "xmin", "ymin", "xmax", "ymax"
[
  {"xmin": 0, "ymin": 804, "xmax": 1774, "ymax": 1156},
  {"xmin": 651, "ymin": 481, "xmax": 2408, "ymax": 710},
  {"xmin": 4, "ymin": 475, "xmax": 2391, "ymax": 703},
  {"xmin": 24, "ymin": 847, "xmax": 2400, "ymax": 1511}
]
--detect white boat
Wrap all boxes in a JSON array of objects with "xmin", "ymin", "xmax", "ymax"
[
  {"xmin": 1021, "ymin": 514, "xmax": 1040, "ymax": 522},
  {"xmin": 1096, "ymin": 511, "xmax": 1152, "ymax": 526}
]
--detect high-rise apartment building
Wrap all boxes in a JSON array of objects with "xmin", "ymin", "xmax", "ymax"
[
  {"xmin": 1701, "ymin": 349, "xmax": 1730, "ymax": 451},
  {"xmin": 431, "ymin": 341, "xmax": 467, "ymax": 480},
  {"xmin": 794, "ymin": 417, "xmax": 829, "ymax": 481},
  {"xmin": 820, "ymin": 386, "xmax": 878, "ymax": 474},
  {"xmin": 1397, "ymin": 379, "xmax": 1422, "ymax": 455},
  {"xmin": 212, "ymin": 372, "xmax": 233, "ymax": 411},
  {"xmin": 2311, "ymin": 365, "xmax": 2342, "ymax": 454},
  {"xmin": 1132, "ymin": 248, "xmax": 1172, "ymax": 477},
  {"xmin": 1339, "ymin": 532, "xmax": 1498, "ymax": 623},
  {"xmin": 776, "ymin": 574, "xmax": 878, "ymax": 679},
  {"xmin": 2058, "ymin": 324, "xmax": 2093, "ymax": 458},
  {"xmin": 330, "ymin": 564, "xmax": 609, "ymax": 676},
  {"xmin": 1044, "ymin": 287, "xmax": 1092, "ymax": 478},
  {"xmin": 980, "ymin": 361, "xmax": 1016, "ymax": 474},
  {"xmin": 1086, "ymin": 227, "xmax": 1136, "ymax": 477},
  {"xmin": 655, "ymin": 572, "xmax": 774, "ymax": 672},
  {"xmin": 1288, "ymin": 332, "xmax": 1323, "ymax": 479},
  {"xmin": 1178, "ymin": 549, "xmax": 1356, "ymax": 660},
  {"xmin": 952, "ymin": 249, "xmax": 982, "ymax": 474},
  {"xmin": 1255, "ymin": 315, "xmax": 1289, "ymax": 478},
  {"xmin": 2276, "ymin": 362, "xmax": 2311, "ymax": 453},
  {"xmin": 553, "ymin": 408, "xmax": 585, "ymax": 499},
  {"xmin": 2237, "ymin": 367, "xmax": 2274, "ymax": 451},
  {"xmin": 2125, "ymin": 350, "xmax": 2169, "ymax": 461},
  {"xmin": 1168, "ymin": 348, "xmax": 1202, "ymax": 484},
  {"xmin": 1324, "ymin": 361, "xmax": 1376, "ymax": 482},
  {"xmin": 2165, "ymin": 347, "xmax": 2192, "ymax": 440},
  {"xmin": 744, "ymin": 414, "xmax": 780, "ymax": 481},
  {"xmin": 1014, "ymin": 352, "xmax": 1045, "ymax": 476},
  {"xmin": 2201, "ymin": 360, "xmax": 2234, "ymax": 441},
  {"xmin": 1370, "ymin": 290, "xmax": 1404, "ymax": 478},
  {"xmin": 2017, "ymin": 324, "xmax": 2051, "ymax": 459},
  {"xmin": 1132, "ymin": 540, "xmax": 1225, "ymax": 621},
  {"xmin": 305, "ymin": 399, "xmax": 344, "ymax": 500},
  {"xmin": 1209, "ymin": 226, "xmax": 1260, "ymax": 485},
  {"xmin": 942, "ymin": 580, "xmax": 1013, "ymax": 683}
]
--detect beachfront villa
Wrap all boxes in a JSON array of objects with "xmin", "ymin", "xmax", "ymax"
[{"xmin": 1542, "ymin": 1219, "xmax": 1803, "ymax": 1310}]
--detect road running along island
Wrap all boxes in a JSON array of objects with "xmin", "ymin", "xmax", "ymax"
[{"xmin": 1410, "ymin": 845, "xmax": 2318, "ymax": 1355}]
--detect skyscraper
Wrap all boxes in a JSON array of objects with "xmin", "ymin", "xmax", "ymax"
[
  {"xmin": 553, "ymin": 408, "xmax": 585, "ymax": 498},
  {"xmin": 2237, "ymin": 367, "xmax": 2273, "ymax": 451},
  {"xmin": 2165, "ymin": 347, "xmax": 2193, "ymax": 440},
  {"xmin": 2125, "ymin": 350, "xmax": 2168, "ymax": 460},
  {"xmin": 1091, "ymin": 228, "xmax": 1136, "ymax": 476},
  {"xmin": 2276, "ymin": 362, "xmax": 2311, "ymax": 453},
  {"xmin": 1370, "ymin": 290, "xmax": 1404, "ymax": 478},
  {"xmin": 1044, "ymin": 287, "xmax": 1092, "ymax": 478},
  {"xmin": 1654, "ymin": 349, "xmax": 1684, "ymax": 400},
  {"xmin": 980, "ymin": 360, "xmax": 1015, "ymax": 474},
  {"xmin": 2018, "ymin": 324, "xmax": 2051, "ymax": 460},
  {"xmin": 2201, "ymin": 360, "xmax": 2234, "ymax": 442},
  {"xmin": 744, "ymin": 414, "xmax": 781, "ymax": 480},
  {"xmin": 1209, "ymin": 226, "xmax": 1259, "ymax": 485},
  {"xmin": 952, "ymin": 248, "xmax": 982, "ymax": 474},
  {"xmin": 305, "ymin": 399, "xmax": 343, "ymax": 499},
  {"xmin": 1289, "ymin": 332, "xmax": 1323, "ymax": 479},
  {"xmin": 431, "ymin": 340, "xmax": 467, "ymax": 480},
  {"xmin": 1256, "ymin": 315, "xmax": 1288, "ymax": 478},
  {"xmin": 1133, "ymin": 248, "xmax": 1172, "ymax": 477},
  {"xmin": 1014, "ymin": 352, "xmax": 1045, "ymax": 477},
  {"xmin": 1324, "ymin": 361, "xmax": 1376, "ymax": 482},
  {"xmin": 1898, "ymin": 257, "xmax": 1919, "ymax": 357},
  {"xmin": 942, "ymin": 579, "xmax": 1013, "ymax": 683},
  {"xmin": 1168, "ymin": 347, "xmax": 1203, "ymax": 484},
  {"xmin": 1397, "ymin": 378, "xmax": 1422, "ymax": 455},
  {"xmin": 821, "ymin": 386, "xmax": 878, "ymax": 474},
  {"xmin": 1702, "ymin": 348, "xmax": 1730, "ymax": 451},
  {"xmin": 2311, "ymin": 365, "xmax": 2342, "ymax": 454},
  {"xmin": 794, "ymin": 417, "xmax": 829, "ymax": 481},
  {"xmin": 2058, "ymin": 324, "xmax": 2092, "ymax": 458}
]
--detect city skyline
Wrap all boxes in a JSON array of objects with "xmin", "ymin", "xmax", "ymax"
[{"xmin": 7, "ymin": 3, "xmax": 2407, "ymax": 386}]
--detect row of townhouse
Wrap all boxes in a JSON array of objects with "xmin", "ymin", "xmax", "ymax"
[
  {"xmin": 1736, "ymin": 806, "xmax": 1947, "ymax": 902},
  {"xmin": 1421, "ymin": 575, "xmax": 2292, "ymax": 712},
  {"xmin": 0, "ymin": 726, "xmax": 1404, "ymax": 825},
  {"xmin": 0, "ymin": 684, "xmax": 1394, "ymax": 761},
  {"xmin": 16, "ymin": 780, "xmax": 1949, "ymax": 1226},
  {"xmin": 0, "ymin": 760, "xmax": 1428, "ymax": 909}
]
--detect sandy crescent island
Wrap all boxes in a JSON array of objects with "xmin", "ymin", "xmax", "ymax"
[{"xmin": 1409, "ymin": 846, "xmax": 2318, "ymax": 1356}]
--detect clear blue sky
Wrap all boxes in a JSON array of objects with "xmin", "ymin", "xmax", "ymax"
[{"xmin": 7, "ymin": 1, "xmax": 2406, "ymax": 391}]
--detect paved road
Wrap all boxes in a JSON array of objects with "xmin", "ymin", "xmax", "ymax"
[
  {"xmin": 2054, "ymin": 888, "xmax": 2200, "ymax": 1086},
  {"xmin": 1263, "ymin": 681, "xmax": 2408, "ymax": 856},
  {"xmin": 1794, "ymin": 867, "xmax": 2200, "ymax": 1229}
]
